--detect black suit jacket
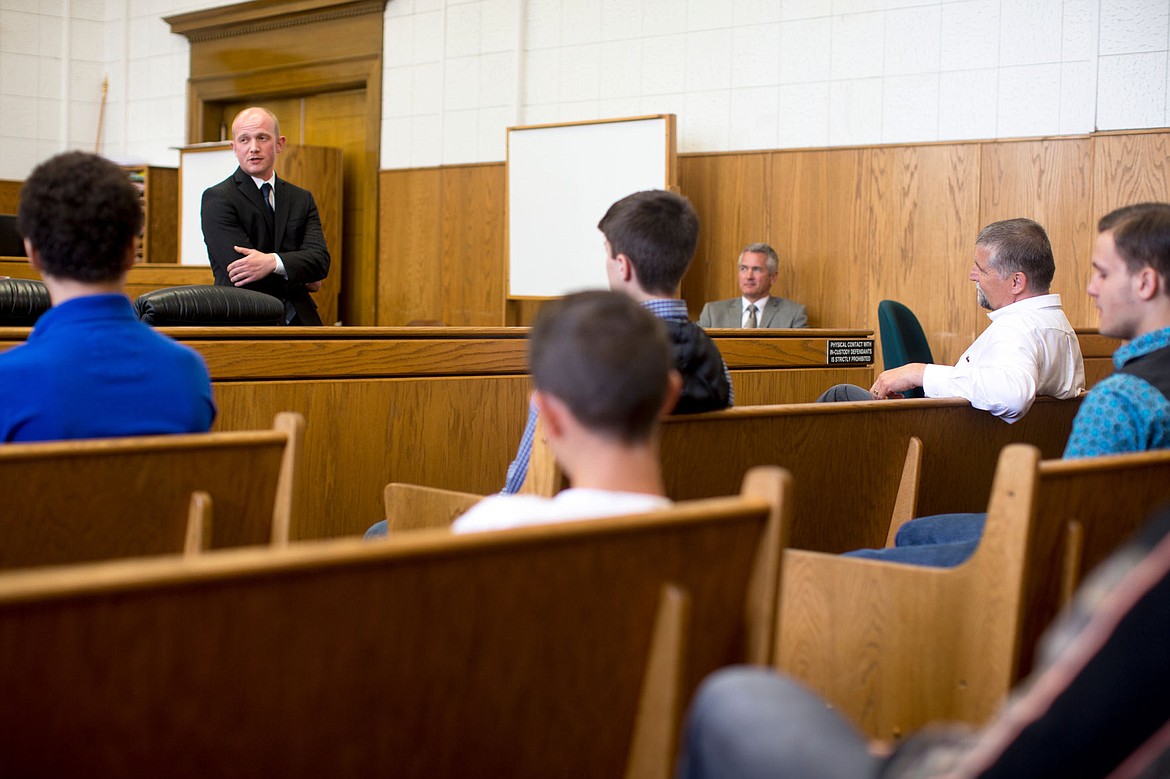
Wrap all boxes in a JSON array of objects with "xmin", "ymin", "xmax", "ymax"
[{"xmin": 201, "ymin": 167, "xmax": 330, "ymax": 325}]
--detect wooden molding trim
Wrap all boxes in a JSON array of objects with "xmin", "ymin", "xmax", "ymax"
[{"xmin": 166, "ymin": 0, "xmax": 387, "ymax": 43}]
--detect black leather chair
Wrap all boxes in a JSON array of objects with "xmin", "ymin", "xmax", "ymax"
[
  {"xmin": 0, "ymin": 278, "xmax": 51, "ymax": 326},
  {"xmin": 135, "ymin": 285, "xmax": 285, "ymax": 326}
]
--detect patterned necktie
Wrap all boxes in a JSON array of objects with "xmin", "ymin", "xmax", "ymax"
[
  {"xmin": 746, "ymin": 304, "xmax": 758, "ymax": 328},
  {"xmin": 260, "ymin": 182, "xmax": 274, "ymax": 215}
]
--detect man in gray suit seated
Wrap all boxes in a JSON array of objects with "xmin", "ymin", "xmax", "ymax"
[{"xmin": 697, "ymin": 243, "xmax": 807, "ymax": 328}]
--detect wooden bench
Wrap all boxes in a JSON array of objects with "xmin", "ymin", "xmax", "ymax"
[
  {"xmin": 524, "ymin": 396, "xmax": 1082, "ymax": 553},
  {"xmin": 774, "ymin": 443, "xmax": 1170, "ymax": 741},
  {"xmin": 0, "ymin": 412, "xmax": 303, "ymax": 569},
  {"xmin": 0, "ymin": 467, "xmax": 788, "ymax": 779}
]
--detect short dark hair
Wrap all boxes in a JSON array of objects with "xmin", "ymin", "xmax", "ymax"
[
  {"xmin": 975, "ymin": 218, "xmax": 1055, "ymax": 293},
  {"xmin": 530, "ymin": 290, "xmax": 673, "ymax": 444},
  {"xmin": 17, "ymin": 151, "xmax": 141, "ymax": 283},
  {"xmin": 1098, "ymin": 203, "xmax": 1170, "ymax": 288},
  {"xmin": 597, "ymin": 190, "xmax": 700, "ymax": 296}
]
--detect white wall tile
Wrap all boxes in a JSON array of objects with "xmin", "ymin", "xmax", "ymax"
[
  {"xmin": 562, "ymin": 0, "xmax": 602, "ymax": 46},
  {"xmin": 642, "ymin": 0, "xmax": 688, "ymax": 36},
  {"xmin": 729, "ymin": 85, "xmax": 781, "ymax": 150},
  {"xmin": 0, "ymin": 95, "xmax": 37, "ymax": 137},
  {"xmin": 939, "ymin": 0, "xmax": 1000, "ymax": 72},
  {"xmin": 0, "ymin": 53, "xmax": 38, "ymax": 98},
  {"xmin": 599, "ymin": 39, "xmax": 644, "ymax": 98},
  {"xmin": 686, "ymin": 29, "xmax": 733, "ymax": 91},
  {"xmin": 938, "ymin": 68, "xmax": 998, "ymax": 139},
  {"xmin": 779, "ymin": 16, "xmax": 831, "ymax": 83},
  {"xmin": 997, "ymin": 63, "xmax": 1062, "ymax": 137},
  {"xmin": 1099, "ymin": 0, "xmax": 1170, "ymax": 55},
  {"xmin": 413, "ymin": 62, "xmax": 444, "ymax": 115},
  {"xmin": 414, "ymin": 12, "xmax": 445, "ymax": 64},
  {"xmin": 381, "ymin": 65, "xmax": 414, "ymax": 116},
  {"xmin": 525, "ymin": 0, "xmax": 562, "ymax": 49},
  {"xmin": 777, "ymin": 80, "xmax": 831, "ymax": 147},
  {"xmin": 69, "ymin": 19, "xmax": 104, "ymax": 60},
  {"xmin": 680, "ymin": 89, "xmax": 731, "ymax": 151},
  {"xmin": 381, "ymin": 117, "xmax": 411, "ymax": 168},
  {"xmin": 444, "ymin": 55, "xmax": 481, "ymax": 110},
  {"xmin": 735, "ymin": 0, "xmax": 785, "ymax": 26},
  {"xmin": 411, "ymin": 113, "xmax": 443, "ymax": 166},
  {"xmin": 386, "ymin": 0, "xmax": 415, "ymax": 18},
  {"xmin": 833, "ymin": 0, "xmax": 878, "ymax": 15},
  {"xmin": 442, "ymin": 107, "xmax": 479, "ymax": 162},
  {"xmin": 1, "ymin": 11, "xmax": 41, "ymax": 56},
  {"xmin": 557, "ymin": 99, "xmax": 600, "ymax": 122},
  {"xmin": 1059, "ymin": 60, "xmax": 1097, "ymax": 133},
  {"xmin": 520, "ymin": 102, "xmax": 563, "ymax": 125},
  {"xmin": 385, "ymin": 15, "xmax": 416, "ymax": 68},
  {"xmin": 884, "ymin": 5, "xmax": 941, "ymax": 76},
  {"xmin": 781, "ymin": 0, "xmax": 833, "ymax": 20},
  {"xmin": 416, "ymin": 0, "xmax": 445, "ymax": 12},
  {"xmin": 641, "ymin": 34, "xmax": 688, "ymax": 94},
  {"xmin": 479, "ymin": 51, "xmax": 516, "ymax": 106},
  {"xmin": 829, "ymin": 76, "xmax": 883, "ymax": 145},
  {"xmin": 641, "ymin": 92, "xmax": 686, "ymax": 119},
  {"xmin": 446, "ymin": 4, "xmax": 482, "ymax": 58},
  {"xmin": 559, "ymin": 43, "xmax": 601, "ymax": 101},
  {"xmin": 477, "ymin": 105, "xmax": 512, "ymax": 158},
  {"xmin": 687, "ymin": 0, "xmax": 730, "ymax": 32},
  {"xmin": 73, "ymin": 0, "xmax": 105, "ymax": 22},
  {"xmin": 731, "ymin": 24, "xmax": 781, "ymax": 89},
  {"xmin": 883, "ymin": 72, "xmax": 939, "ymax": 142},
  {"xmin": 481, "ymin": 0, "xmax": 517, "ymax": 54},
  {"xmin": 600, "ymin": 0, "xmax": 643, "ymax": 41},
  {"xmin": 999, "ymin": 0, "xmax": 1064, "ymax": 67},
  {"xmin": 830, "ymin": 12, "xmax": 884, "ymax": 80},
  {"xmin": 1062, "ymin": 0, "xmax": 1099, "ymax": 61},
  {"xmin": 598, "ymin": 95, "xmax": 645, "ymax": 117},
  {"xmin": 524, "ymin": 47, "xmax": 561, "ymax": 103},
  {"xmin": 1097, "ymin": 50, "xmax": 1169, "ymax": 129}
]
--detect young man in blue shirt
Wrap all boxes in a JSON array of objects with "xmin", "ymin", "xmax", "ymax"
[{"xmin": 0, "ymin": 152, "xmax": 215, "ymax": 442}]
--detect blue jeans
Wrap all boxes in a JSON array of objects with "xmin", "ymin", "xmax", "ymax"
[
  {"xmin": 676, "ymin": 666, "xmax": 880, "ymax": 779},
  {"xmin": 843, "ymin": 513, "xmax": 987, "ymax": 568}
]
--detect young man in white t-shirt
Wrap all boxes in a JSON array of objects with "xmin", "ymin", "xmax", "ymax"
[{"xmin": 452, "ymin": 290, "xmax": 682, "ymax": 533}]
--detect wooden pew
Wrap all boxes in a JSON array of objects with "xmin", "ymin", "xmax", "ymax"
[
  {"xmin": 525, "ymin": 396, "xmax": 1081, "ymax": 553},
  {"xmin": 775, "ymin": 444, "xmax": 1170, "ymax": 741},
  {"xmin": 0, "ymin": 325, "xmax": 868, "ymax": 540},
  {"xmin": 0, "ymin": 467, "xmax": 788, "ymax": 779},
  {"xmin": 0, "ymin": 412, "xmax": 303, "ymax": 569}
]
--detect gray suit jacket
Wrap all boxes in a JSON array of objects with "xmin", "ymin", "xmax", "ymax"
[{"xmin": 698, "ymin": 296, "xmax": 808, "ymax": 328}]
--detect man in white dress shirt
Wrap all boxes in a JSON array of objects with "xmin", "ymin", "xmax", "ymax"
[
  {"xmin": 698, "ymin": 243, "xmax": 808, "ymax": 329},
  {"xmin": 819, "ymin": 218, "xmax": 1085, "ymax": 423}
]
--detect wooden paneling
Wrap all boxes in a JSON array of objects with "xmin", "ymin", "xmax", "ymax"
[
  {"xmin": 386, "ymin": 128, "xmax": 1170, "ymax": 359},
  {"xmin": 1092, "ymin": 131, "xmax": 1170, "ymax": 236},
  {"xmin": 380, "ymin": 167, "xmax": 443, "ymax": 324},
  {"xmin": 678, "ymin": 152, "xmax": 772, "ymax": 314},
  {"xmin": 0, "ymin": 180, "xmax": 20, "ymax": 214},
  {"xmin": 980, "ymin": 138, "xmax": 1095, "ymax": 327},
  {"xmin": 771, "ymin": 148, "xmax": 870, "ymax": 332},
  {"xmin": 379, "ymin": 163, "xmax": 506, "ymax": 326},
  {"xmin": 868, "ymin": 144, "xmax": 982, "ymax": 367}
]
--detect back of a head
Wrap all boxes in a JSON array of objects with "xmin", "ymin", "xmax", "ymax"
[
  {"xmin": 17, "ymin": 151, "xmax": 142, "ymax": 283},
  {"xmin": 530, "ymin": 290, "xmax": 673, "ymax": 444},
  {"xmin": 976, "ymin": 217, "xmax": 1055, "ymax": 293},
  {"xmin": 1099, "ymin": 203, "xmax": 1170, "ymax": 289},
  {"xmin": 597, "ymin": 190, "xmax": 700, "ymax": 296}
]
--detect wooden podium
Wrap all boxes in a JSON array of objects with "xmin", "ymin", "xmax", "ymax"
[{"xmin": 178, "ymin": 142, "xmax": 343, "ymax": 326}]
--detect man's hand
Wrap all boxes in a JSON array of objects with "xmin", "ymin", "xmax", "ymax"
[
  {"xmin": 870, "ymin": 363, "xmax": 927, "ymax": 399},
  {"xmin": 227, "ymin": 246, "xmax": 277, "ymax": 286}
]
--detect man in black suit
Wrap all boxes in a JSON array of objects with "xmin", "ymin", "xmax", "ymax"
[{"xmin": 201, "ymin": 106, "xmax": 330, "ymax": 325}]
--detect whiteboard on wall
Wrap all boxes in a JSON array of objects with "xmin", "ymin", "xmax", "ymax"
[
  {"xmin": 178, "ymin": 143, "xmax": 236, "ymax": 267},
  {"xmin": 507, "ymin": 115, "xmax": 676, "ymax": 298}
]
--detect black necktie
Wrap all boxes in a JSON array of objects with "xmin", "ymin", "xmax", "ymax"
[{"xmin": 260, "ymin": 182, "xmax": 274, "ymax": 215}]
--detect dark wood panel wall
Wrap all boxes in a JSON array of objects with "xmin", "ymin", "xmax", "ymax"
[
  {"xmin": 378, "ymin": 129, "xmax": 1170, "ymax": 366},
  {"xmin": 0, "ymin": 181, "xmax": 21, "ymax": 214}
]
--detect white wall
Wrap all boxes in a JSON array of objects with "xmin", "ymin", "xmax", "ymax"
[{"xmin": 1, "ymin": 0, "xmax": 1167, "ymax": 181}]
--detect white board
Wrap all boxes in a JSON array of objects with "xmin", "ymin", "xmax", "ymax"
[
  {"xmin": 178, "ymin": 143, "xmax": 237, "ymax": 267},
  {"xmin": 507, "ymin": 116, "xmax": 675, "ymax": 298}
]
